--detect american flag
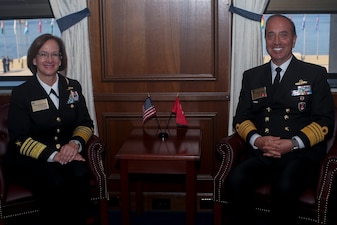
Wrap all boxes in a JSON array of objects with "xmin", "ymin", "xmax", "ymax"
[{"xmin": 142, "ymin": 96, "xmax": 157, "ymax": 124}]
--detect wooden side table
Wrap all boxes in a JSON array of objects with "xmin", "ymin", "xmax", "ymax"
[{"xmin": 115, "ymin": 128, "xmax": 201, "ymax": 225}]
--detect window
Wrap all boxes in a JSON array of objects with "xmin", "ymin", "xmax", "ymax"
[
  {"xmin": 0, "ymin": 19, "xmax": 60, "ymax": 90},
  {"xmin": 0, "ymin": 0, "xmax": 59, "ymax": 91},
  {"xmin": 265, "ymin": 0, "xmax": 337, "ymax": 89},
  {"xmin": 261, "ymin": 14, "xmax": 332, "ymax": 72},
  {"xmin": 1, "ymin": 19, "xmax": 60, "ymax": 76}
]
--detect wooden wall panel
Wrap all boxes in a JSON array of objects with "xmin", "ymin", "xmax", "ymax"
[
  {"xmin": 103, "ymin": 0, "xmax": 214, "ymax": 81},
  {"xmin": 88, "ymin": 0, "xmax": 231, "ymax": 204}
]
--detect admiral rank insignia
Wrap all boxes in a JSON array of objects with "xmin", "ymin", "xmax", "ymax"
[
  {"xmin": 251, "ymin": 87, "xmax": 267, "ymax": 101},
  {"xmin": 291, "ymin": 79, "xmax": 311, "ymax": 112}
]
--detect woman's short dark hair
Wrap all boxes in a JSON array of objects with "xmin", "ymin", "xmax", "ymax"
[{"xmin": 27, "ymin": 33, "xmax": 67, "ymax": 74}]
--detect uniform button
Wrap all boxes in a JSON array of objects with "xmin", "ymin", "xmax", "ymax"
[
  {"xmin": 56, "ymin": 144, "xmax": 61, "ymax": 149},
  {"xmin": 284, "ymin": 115, "xmax": 289, "ymax": 120},
  {"xmin": 265, "ymin": 128, "xmax": 269, "ymax": 133},
  {"xmin": 285, "ymin": 127, "xmax": 289, "ymax": 131},
  {"xmin": 286, "ymin": 108, "xmax": 290, "ymax": 113},
  {"xmin": 54, "ymin": 136, "xmax": 58, "ymax": 141},
  {"xmin": 70, "ymin": 104, "xmax": 74, "ymax": 108},
  {"xmin": 56, "ymin": 117, "xmax": 61, "ymax": 122},
  {"xmin": 300, "ymin": 96, "xmax": 305, "ymax": 101},
  {"xmin": 265, "ymin": 117, "xmax": 269, "ymax": 122},
  {"xmin": 266, "ymin": 107, "xmax": 271, "ymax": 112},
  {"xmin": 57, "ymin": 129, "xmax": 61, "ymax": 133}
]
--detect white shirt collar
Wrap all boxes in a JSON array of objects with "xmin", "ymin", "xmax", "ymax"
[
  {"xmin": 37, "ymin": 73, "xmax": 59, "ymax": 96},
  {"xmin": 271, "ymin": 56, "xmax": 292, "ymax": 75}
]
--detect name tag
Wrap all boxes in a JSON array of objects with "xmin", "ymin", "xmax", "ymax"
[
  {"xmin": 31, "ymin": 99, "xmax": 49, "ymax": 112},
  {"xmin": 251, "ymin": 87, "xmax": 267, "ymax": 100}
]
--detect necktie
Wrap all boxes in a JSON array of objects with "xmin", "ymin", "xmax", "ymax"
[
  {"xmin": 274, "ymin": 67, "xmax": 282, "ymax": 87},
  {"xmin": 49, "ymin": 89, "xmax": 59, "ymax": 109},
  {"xmin": 49, "ymin": 89, "xmax": 59, "ymax": 98}
]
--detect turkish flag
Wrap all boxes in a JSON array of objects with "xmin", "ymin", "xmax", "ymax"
[{"xmin": 171, "ymin": 97, "xmax": 188, "ymax": 126}]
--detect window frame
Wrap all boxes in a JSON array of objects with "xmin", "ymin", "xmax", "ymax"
[
  {"xmin": 266, "ymin": 0, "xmax": 337, "ymax": 14},
  {"xmin": 0, "ymin": 0, "xmax": 53, "ymax": 20}
]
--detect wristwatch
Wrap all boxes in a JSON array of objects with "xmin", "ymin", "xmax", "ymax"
[{"xmin": 291, "ymin": 137, "xmax": 300, "ymax": 151}]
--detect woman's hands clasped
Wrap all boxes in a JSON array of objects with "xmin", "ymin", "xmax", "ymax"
[{"xmin": 53, "ymin": 141, "xmax": 85, "ymax": 164}]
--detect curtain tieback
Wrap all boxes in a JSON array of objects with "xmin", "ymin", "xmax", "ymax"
[
  {"xmin": 229, "ymin": 4, "xmax": 262, "ymax": 22},
  {"xmin": 57, "ymin": 7, "xmax": 91, "ymax": 33}
]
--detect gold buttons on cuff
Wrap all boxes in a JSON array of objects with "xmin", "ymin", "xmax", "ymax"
[
  {"xmin": 264, "ymin": 128, "xmax": 269, "ymax": 133},
  {"xmin": 56, "ymin": 144, "xmax": 61, "ymax": 149}
]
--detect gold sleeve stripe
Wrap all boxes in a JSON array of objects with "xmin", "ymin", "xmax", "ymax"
[
  {"xmin": 20, "ymin": 137, "xmax": 47, "ymax": 159},
  {"xmin": 301, "ymin": 122, "xmax": 329, "ymax": 147},
  {"xmin": 72, "ymin": 126, "xmax": 93, "ymax": 143},
  {"xmin": 235, "ymin": 120, "xmax": 257, "ymax": 140}
]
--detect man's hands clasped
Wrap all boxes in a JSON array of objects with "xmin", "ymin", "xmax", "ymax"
[{"xmin": 254, "ymin": 136, "xmax": 293, "ymax": 158}]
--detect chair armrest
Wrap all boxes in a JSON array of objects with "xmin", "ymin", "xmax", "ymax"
[
  {"xmin": 84, "ymin": 135, "xmax": 109, "ymax": 200},
  {"xmin": 315, "ymin": 140, "xmax": 337, "ymax": 224},
  {"xmin": 213, "ymin": 132, "xmax": 247, "ymax": 203},
  {"xmin": 0, "ymin": 159, "xmax": 5, "ymax": 202},
  {"xmin": 0, "ymin": 124, "xmax": 9, "ymax": 202}
]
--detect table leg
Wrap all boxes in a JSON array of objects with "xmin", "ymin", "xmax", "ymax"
[
  {"xmin": 186, "ymin": 161, "xmax": 196, "ymax": 225},
  {"xmin": 120, "ymin": 160, "xmax": 130, "ymax": 225},
  {"xmin": 135, "ymin": 180, "xmax": 143, "ymax": 215}
]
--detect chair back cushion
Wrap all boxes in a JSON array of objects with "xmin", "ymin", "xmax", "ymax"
[{"xmin": 326, "ymin": 110, "xmax": 337, "ymax": 152}]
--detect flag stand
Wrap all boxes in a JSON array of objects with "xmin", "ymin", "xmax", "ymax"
[
  {"xmin": 156, "ymin": 117, "xmax": 168, "ymax": 141},
  {"xmin": 158, "ymin": 131, "xmax": 168, "ymax": 141},
  {"xmin": 164, "ymin": 113, "xmax": 173, "ymax": 131},
  {"xmin": 142, "ymin": 93, "xmax": 187, "ymax": 142}
]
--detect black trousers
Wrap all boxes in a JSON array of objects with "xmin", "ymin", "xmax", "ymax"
[
  {"xmin": 225, "ymin": 150, "xmax": 321, "ymax": 225},
  {"xmin": 7, "ymin": 157, "xmax": 91, "ymax": 225}
]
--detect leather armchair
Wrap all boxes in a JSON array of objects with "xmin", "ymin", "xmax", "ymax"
[
  {"xmin": 213, "ymin": 125, "xmax": 337, "ymax": 225},
  {"xmin": 0, "ymin": 103, "xmax": 109, "ymax": 225}
]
